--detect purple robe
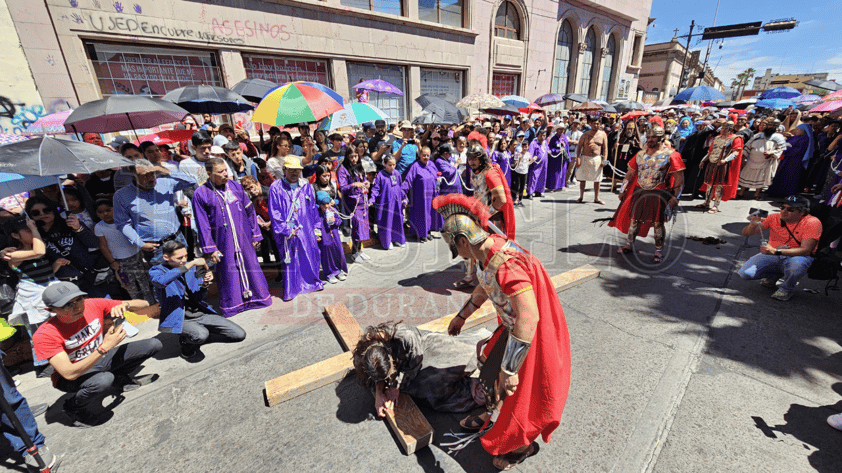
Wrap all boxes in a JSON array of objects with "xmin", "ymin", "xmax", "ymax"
[
  {"xmin": 318, "ymin": 208, "xmax": 347, "ymax": 278},
  {"xmin": 546, "ymin": 133, "xmax": 569, "ymax": 191},
  {"xmin": 401, "ymin": 159, "xmax": 441, "ymax": 238},
  {"xmin": 193, "ymin": 180, "xmax": 271, "ymax": 317},
  {"xmin": 434, "ymin": 157, "xmax": 462, "ymax": 195},
  {"xmin": 490, "ymin": 150, "xmax": 512, "ymax": 187},
  {"xmin": 526, "ymin": 139, "xmax": 549, "ymax": 195},
  {"xmin": 768, "ymin": 134, "xmax": 809, "ymax": 196},
  {"xmin": 371, "ymin": 169, "xmax": 406, "ymax": 249},
  {"xmin": 337, "ymin": 165, "xmax": 371, "ymax": 242},
  {"xmin": 268, "ymin": 178, "xmax": 324, "ymax": 301}
]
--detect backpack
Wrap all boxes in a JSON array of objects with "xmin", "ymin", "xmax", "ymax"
[{"xmin": 807, "ymin": 247, "xmax": 841, "ymax": 281}]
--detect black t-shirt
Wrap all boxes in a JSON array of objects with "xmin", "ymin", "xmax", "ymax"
[{"xmin": 85, "ymin": 172, "xmax": 115, "ymax": 199}]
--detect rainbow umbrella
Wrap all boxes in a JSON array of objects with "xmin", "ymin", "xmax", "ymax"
[
  {"xmin": 254, "ymin": 82, "xmax": 344, "ymax": 127},
  {"xmin": 317, "ymin": 103, "xmax": 389, "ymax": 130}
]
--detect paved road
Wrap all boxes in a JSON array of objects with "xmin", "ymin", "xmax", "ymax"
[{"xmin": 7, "ymin": 184, "xmax": 842, "ymax": 473}]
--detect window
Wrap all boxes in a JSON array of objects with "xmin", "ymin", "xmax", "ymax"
[
  {"xmin": 419, "ymin": 0, "xmax": 463, "ymax": 27},
  {"xmin": 492, "ymin": 73, "xmax": 519, "ymax": 96},
  {"xmin": 579, "ymin": 28, "xmax": 596, "ymax": 96},
  {"xmin": 630, "ymin": 34, "xmax": 643, "ymax": 66},
  {"xmin": 86, "ymin": 42, "xmax": 222, "ymax": 98},
  {"xmin": 242, "ymin": 55, "xmax": 329, "ymax": 86},
  {"xmin": 340, "ymin": 0, "xmax": 402, "ymax": 16},
  {"xmin": 552, "ymin": 20, "xmax": 573, "ymax": 95},
  {"xmin": 347, "ymin": 62, "xmax": 406, "ymax": 123},
  {"xmin": 420, "ymin": 68, "xmax": 463, "ymax": 102},
  {"xmin": 600, "ymin": 35, "xmax": 616, "ymax": 101},
  {"xmin": 494, "ymin": 2, "xmax": 520, "ymax": 40}
]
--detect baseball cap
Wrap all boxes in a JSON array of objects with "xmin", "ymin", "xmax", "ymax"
[
  {"xmin": 210, "ymin": 145, "xmax": 225, "ymax": 155},
  {"xmin": 437, "ymin": 143, "xmax": 454, "ymax": 155},
  {"xmin": 776, "ymin": 195, "xmax": 810, "ymax": 210},
  {"xmin": 374, "ymin": 119, "xmax": 386, "ymax": 127},
  {"xmin": 516, "ymin": 131, "xmax": 525, "ymax": 137},
  {"xmin": 108, "ymin": 136, "xmax": 130, "ymax": 149},
  {"xmin": 282, "ymin": 155, "xmax": 303, "ymax": 169},
  {"xmin": 42, "ymin": 282, "xmax": 87, "ymax": 308},
  {"xmin": 4, "ymin": 216, "xmax": 29, "ymax": 234}
]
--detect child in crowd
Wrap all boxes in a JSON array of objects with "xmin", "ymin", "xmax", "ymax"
[
  {"xmin": 94, "ymin": 198, "xmax": 156, "ymax": 304},
  {"xmin": 370, "ymin": 156, "xmax": 406, "ymax": 249},
  {"xmin": 338, "ymin": 148, "xmax": 371, "ymax": 262},
  {"xmin": 63, "ymin": 187, "xmax": 95, "ymax": 230},
  {"xmin": 315, "ymin": 191, "xmax": 347, "ymax": 284},
  {"xmin": 509, "ymin": 139, "xmax": 529, "ymax": 207}
]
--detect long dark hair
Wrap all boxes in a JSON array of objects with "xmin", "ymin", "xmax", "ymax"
[
  {"xmin": 352, "ymin": 322, "xmax": 399, "ymax": 388},
  {"xmin": 24, "ymin": 196, "xmax": 66, "ymax": 233},
  {"xmin": 342, "ymin": 146, "xmax": 364, "ymax": 178}
]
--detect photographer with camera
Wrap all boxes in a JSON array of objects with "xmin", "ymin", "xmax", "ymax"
[
  {"xmin": 392, "ymin": 121, "xmax": 420, "ymax": 177},
  {"xmin": 150, "ymin": 241, "xmax": 246, "ymax": 362}
]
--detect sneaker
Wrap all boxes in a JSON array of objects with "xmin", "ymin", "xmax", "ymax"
[
  {"xmin": 360, "ymin": 252, "xmax": 371, "ymax": 260},
  {"xmin": 24, "ymin": 445, "xmax": 59, "ymax": 472},
  {"xmin": 771, "ymin": 289, "xmax": 794, "ymax": 301},
  {"xmin": 760, "ymin": 278, "xmax": 778, "ymax": 289},
  {"xmin": 534, "ymin": 192, "xmax": 543, "ymax": 197},
  {"xmin": 352, "ymin": 253, "xmax": 365, "ymax": 263},
  {"xmin": 327, "ymin": 276, "xmax": 339, "ymax": 284},
  {"xmin": 337, "ymin": 272, "xmax": 347, "ymax": 281},
  {"xmin": 35, "ymin": 364, "xmax": 54, "ymax": 379},
  {"xmin": 181, "ymin": 344, "xmax": 204, "ymax": 362},
  {"xmin": 525, "ymin": 194, "xmax": 533, "ymax": 200},
  {"xmin": 828, "ymin": 413, "xmax": 842, "ymax": 431},
  {"xmin": 63, "ymin": 403, "xmax": 102, "ymax": 428},
  {"xmin": 430, "ymin": 232, "xmax": 441, "ymax": 239},
  {"xmin": 393, "ymin": 242, "xmax": 404, "ymax": 248},
  {"xmin": 117, "ymin": 373, "xmax": 159, "ymax": 391},
  {"xmin": 29, "ymin": 403, "xmax": 48, "ymax": 417}
]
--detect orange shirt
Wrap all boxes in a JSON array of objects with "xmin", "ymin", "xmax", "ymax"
[{"xmin": 761, "ymin": 213, "xmax": 822, "ymax": 254}]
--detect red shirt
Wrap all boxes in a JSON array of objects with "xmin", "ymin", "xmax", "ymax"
[
  {"xmin": 762, "ymin": 213, "xmax": 822, "ymax": 254},
  {"xmin": 33, "ymin": 298, "xmax": 121, "ymax": 385}
]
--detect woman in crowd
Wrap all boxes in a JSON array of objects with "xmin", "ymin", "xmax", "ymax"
[
  {"xmin": 370, "ymin": 156, "xmax": 406, "ymax": 250},
  {"xmin": 338, "ymin": 147, "xmax": 371, "ymax": 262}
]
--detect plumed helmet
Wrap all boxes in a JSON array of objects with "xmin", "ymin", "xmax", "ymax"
[
  {"xmin": 465, "ymin": 140, "xmax": 486, "ymax": 161},
  {"xmin": 433, "ymin": 194, "xmax": 490, "ymax": 246},
  {"xmin": 650, "ymin": 125, "xmax": 666, "ymax": 138},
  {"xmin": 720, "ymin": 120, "xmax": 735, "ymax": 130}
]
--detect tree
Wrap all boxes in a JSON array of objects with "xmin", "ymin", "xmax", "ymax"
[
  {"xmin": 733, "ymin": 68, "xmax": 756, "ymax": 100},
  {"xmin": 730, "ymin": 78, "xmax": 741, "ymax": 100}
]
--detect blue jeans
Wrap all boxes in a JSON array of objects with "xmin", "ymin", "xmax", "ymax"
[
  {"xmin": 0, "ymin": 351, "xmax": 45, "ymax": 458},
  {"xmin": 738, "ymin": 253, "xmax": 815, "ymax": 292}
]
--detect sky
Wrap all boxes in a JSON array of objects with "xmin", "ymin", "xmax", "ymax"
[{"xmin": 647, "ymin": 0, "xmax": 842, "ymax": 88}]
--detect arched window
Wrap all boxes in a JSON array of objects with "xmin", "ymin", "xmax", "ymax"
[
  {"xmin": 579, "ymin": 27, "xmax": 596, "ymax": 96},
  {"xmin": 552, "ymin": 20, "xmax": 573, "ymax": 94},
  {"xmin": 600, "ymin": 35, "xmax": 616, "ymax": 101},
  {"xmin": 494, "ymin": 2, "xmax": 520, "ymax": 40}
]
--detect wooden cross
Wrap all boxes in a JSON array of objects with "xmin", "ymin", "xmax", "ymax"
[{"xmin": 262, "ymin": 264, "xmax": 601, "ymax": 454}]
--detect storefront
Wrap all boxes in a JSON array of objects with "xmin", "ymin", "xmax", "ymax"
[
  {"xmin": 242, "ymin": 55, "xmax": 330, "ymax": 86},
  {"xmin": 346, "ymin": 62, "xmax": 407, "ymax": 123}
]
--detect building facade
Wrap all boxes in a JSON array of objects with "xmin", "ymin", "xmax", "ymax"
[
  {"xmin": 638, "ymin": 37, "xmax": 723, "ymax": 100},
  {"xmin": 752, "ymin": 68, "xmax": 830, "ymax": 92},
  {"xmin": 2, "ymin": 0, "xmax": 651, "ymax": 130}
]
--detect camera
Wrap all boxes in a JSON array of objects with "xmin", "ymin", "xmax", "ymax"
[{"xmin": 407, "ymin": 139, "xmax": 416, "ymax": 145}]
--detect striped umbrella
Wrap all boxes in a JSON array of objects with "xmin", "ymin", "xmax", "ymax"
[
  {"xmin": 254, "ymin": 82, "xmax": 345, "ymax": 127},
  {"xmin": 501, "ymin": 95, "xmax": 530, "ymax": 108},
  {"xmin": 317, "ymin": 103, "xmax": 389, "ymax": 130},
  {"xmin": 23, "ymin": 109, "xmax": 74, "ymax": 135}
]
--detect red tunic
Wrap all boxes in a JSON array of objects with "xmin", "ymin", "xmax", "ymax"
[
  {"xmin": 699, "ymin": 135, "xmax": 743, "ymax": 202},
  {"xmin": 484, "ymin": 165, "xmax": 516, "ymax": 240},
  {"xmin": 608, "ymin": 148, "xmax": 684, "ymax": 238},
  {"xmin": 479, "ymin": 235, "xmax": 571, "ymax": 454}
]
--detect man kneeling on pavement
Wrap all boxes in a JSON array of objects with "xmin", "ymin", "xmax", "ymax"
[
  {"xmin": 32, "ymin": 282, "xmax": 162, "ymax": 428},
  {"xmin": 739, "ymin": 195, "xmax": 822, "ymax": 301},
  {"xmin": 150, "ymin": 240, "xmax": 246, "ymax": 362}
]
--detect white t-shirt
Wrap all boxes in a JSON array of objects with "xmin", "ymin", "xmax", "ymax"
[
  {"xmin": 95, "ymin": 221, "xmax": 140, "ymax": 259},
  {"xmin": 178, "ymin": 157, "xmax": 208, "ymax": 186},
  {"xmin": 565, "ymin": 130, "xmax": 583, "ymax": 158}
]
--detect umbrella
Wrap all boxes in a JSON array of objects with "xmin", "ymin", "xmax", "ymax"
[
  {"xmin": 353, "ymin": 79, "xmax": 403, "ymax": 96},
  {"xmin": 715, "ymin": 101, "xmax": 736, "ymax": 108},
  {"xmin": 0, "ymin": 173, "xmax": 59, "ymax": 200},
  {"xmin": 602, "ymin": 104, "xmax": 617, "ymax": 113},
  {"xmin": 253, "ymin": 82, "xmax": 344, "ymax": 127},
  {"xmin": 570, "ymin": 102, "xmax": 603, "ymax": 113},
  {"xmin": 23, "ymin": 110, "xmax": 74, "ymax": 135},
  {"xmin": 674, "ymin": 86, "xmax": 726, "ymax": 102},
  {"xmin": 0, "ymin": 134, "xmax": 29, "ymax": 146},
  {"xmin": 563, "ymin": 94, "xmax": 589, "ymax": 103},
  {"xmin": 132, "ymin": 129, "xmax": 196, "ymax": 146},
  {"xmin": 519, "ymin": 103, "xmax": 544, "ymax": 113},
  {"xmin": 804, "ymin": 79, "xmax": 842, "ymax": 92},
  {"xmin": 733, "ymin": 98, "xmax": 757, "ymax": 110},
  {"xmin": 456, "ymin": 94, "xmax": 505, "ymax": 110},
  {"xmin": 534, "ymin": 93, "xmax": 565, "ymax": 107},
  {"xmin": 417, "ymin": 100, "xmax": 464, "ymax": 124},
  {"xmin": 230, "ymin": 78, "xmax": 279, "ymax": 103},
  {"xmin": 809, "ymin": 101, "xmax": 842, "ymax": 113},
  {"xmin": 163, "ymin": 85, "xmax": 253, "ymax": 114},
  {"xmin": 480, "ymin": 104, "xmax": 522, "ymax": 116},
  {"xmin": 64, "ymin": 96, "xmax": 189, "ymax": 133},
  {"xmin": 755, "ymin": 98, "xmax": 796, "ymax": 109},
  {"xmin": 317, "ymin": 103, "xmax": 389, "ymax": 130},
  {"xmin": 0, "ymin": 137, "xmax": 132, "ymax": 176},
  {"xmin": 501, "ymin": 95, "xmax": 530, "ymax": 108},
  {"xmin": 821, "ymin": 90, "xmax": 842, "ymax": 103},
  {"xmin": 612, "ymin": 101, "xmax": 646, "ymax": 113},
  {"xmin": 415, "ymin": 94, "xmax": 457, "ymax": 108},
  {"xmin": 793, "ymin": 94, "xmax": 821, "ymax": 104},
  {"xmin": 620, "ymin": 110, "xmax": 651, "ymax": 121},
  {"xmin": 758, "ymin": 86, "xmax": 801, "ymax": 100}
]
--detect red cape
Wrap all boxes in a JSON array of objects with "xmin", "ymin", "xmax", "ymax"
[
  {"xmin": 608, "ymin": 149, "xmax": 684, "ymax": 238},
  {"xmin": 480, "ymin": 235, "xmax": 571, "ymax": 454},
  {"xmin": 486, "ymin": 164, "xmax": 516, "ymax": 240},
  {"xmin": 699, "ymin": 136, "xmax": 743, "ymax": 202}
]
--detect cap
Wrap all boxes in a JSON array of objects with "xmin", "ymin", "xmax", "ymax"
[
  {"xmin": 4, "ymin": 216, "xmax": 28, "ymax": 234},
  {"xmin": 374, "ymin": 119, "xmax": 386, "ymax": 127},
  {"xmin": 282, "ymin": 155, "xmax": 303, "ymax": 169},
  {"xmin": 483, "ymin": 122, "xmax": 492, "ymax": 128},
  {"xmin": 210, "ymin": 145, "xmax": 225, "ymax": 155},
  {"xmin": 108, "ymin": 136, "xmax": 130, "ymax": 149},
  {"xmin": 42, "ymin": 282, "xmax": 87, "ymax": 308},
  {"xmin": 400, "ymin": 120, "xmax": 413, "ymax": 130},
  {"xmin": 776, "ymin": 195, "xmax": 810, "ymax": 210},
  {"xmin": 297, "ymin": 122, "xmax": 310, "ymax": 128},
  {"xmin": 437, "ymin": 143, "xmax": 454, "ymax": 155},
  {"xmin": 315, "ymin": 191, "xmax": 332, "ymax": 205},
  {"xmin": 362, "ymin": 160, "xmax": 377, "ymax": 173},
  {"xmin": 516, "ymin": 131, "xmax": 525, "ymax": 136},
  {"xmin": 362, "ymin": 122, "xmax": 374, "ymax": 131}
]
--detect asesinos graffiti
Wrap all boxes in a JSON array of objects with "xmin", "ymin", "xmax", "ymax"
[{"xmin": 0, "ymin": 97, "xmax": 48, "ymax": 135}]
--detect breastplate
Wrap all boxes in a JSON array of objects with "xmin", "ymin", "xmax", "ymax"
[
  {"xmin": 471, "ymin": 168, "xmax": 492, "ymax": 208},
  {"xmin": 636, "ymin": 149, "xmax": 672, "ymax": 190},
  {"xmin": 708, "ymin": 136, "xmax": 732, "ymax": 164},
  {"xmin": 476, "ymin": 241, "xmax": 523, "ymax": 330}
]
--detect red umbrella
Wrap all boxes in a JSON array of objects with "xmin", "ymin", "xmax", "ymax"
[
  {"xmin": 518, "ymin": 103, "xmax": 543, "ymax": 113},
  {"xmin": 620, "ymin": 110, "xmax": 651, "ymax": 121},
  {"xmin": 132, "ymin": 129, "xmax": 195, "ymax": 146}
]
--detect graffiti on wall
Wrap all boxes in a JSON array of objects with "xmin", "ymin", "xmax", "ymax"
[
  {"xmin": 0, "ymin": 99, "xmax": 70, "ymax": 135},
  {"xmin": 84, "ymin": 13, "xmax": 247, "ymax": 45}
]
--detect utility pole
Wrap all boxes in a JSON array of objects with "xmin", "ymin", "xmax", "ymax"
[
  {"xmin": 678, "ymin": 20, "xmax": 694, "ymax": 91},
  {"xmin": 697, "ymin": 0, "xmax": 722, "ymax": 86}
]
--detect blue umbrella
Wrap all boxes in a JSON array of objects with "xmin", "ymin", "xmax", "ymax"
[
  {"xmin": 501, "ymin": 95, "xmax": 530, "ymax": 108},
  {"xmin": 0, "ymin": 173, "xmax": 58, "ymax": 200},
  {"xmin": 755, "ymin": 98, "xmax": 796, "ymax": 109},
  {"xmin": 674, "ymin": 86, "xmax": 726, "ymax": 102},
  {"xmin": 793, "ymin": 94, "xmax": 821, "ymax": 104},
  {"xmin": 759, "ymin": 86, "xmax": 801, "ymax": 100}
]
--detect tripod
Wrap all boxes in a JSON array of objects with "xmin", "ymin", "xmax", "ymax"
[{"xmin": 0, "ymin": 364, "xmax": 56, "ymax": 472}]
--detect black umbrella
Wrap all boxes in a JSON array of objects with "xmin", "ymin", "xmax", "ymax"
[
  {"xmin": 563, "ymin": 93, "xmax": 589, "ymax": 103},
  {"xmin": 602, "ymin": 104, "xmax": 618, "ymax": 113},
  {"xmin": 64, "ymin": 96, "xmax": 189, "ymax": 133},
  {"xmin": 163, "ymin": 85, "xmax": 254, "ymax": 114},
  {"xmin": 415, "ymin": 94, "xmax": 457, "ymax": 108},
  {"xmin": 804, "ymin": 79, "xmax": 842, "ymax": 92},
  {"xmin": 414, "ymin": 101, "xmax": 464, "ymax": 125},
  {"xmin": 230, "ymin": 78, "xmax": 279, "ymax": 103},
  {"xmin": 715, "ymin": 101, "xmax": 736, "ymax": 108},
  {"xmin": 480, "ymin": 104, "xmax": 522, "ymax": 116},
  {"xmin": 612, "ymin": 101, "xmax": 646, "ymax": 113},
  {"xmin": 0, "ymin": 137, "xmax": 133, "ymax": 176}
]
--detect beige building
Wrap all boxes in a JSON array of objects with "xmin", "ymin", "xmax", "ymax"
[
  {"xmin": 638, "ymin": 37, "xmax": 722, "ymax": 100},
  {"xmin": 2, "ymin": 0, "xmax": 651, "ymax": 131},
  {"xmin": 752, "ymin": 69, "xmax": 830, "ymax": 92}
]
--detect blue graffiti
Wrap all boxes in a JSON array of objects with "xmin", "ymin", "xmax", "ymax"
[
  {"xmin": 69, "ymin": 0, "xmax": 78, "ymax": 7},
  {"xmin": 0, "ymin": 101, "xmax": 48, "ymax": 135},
  {"xmin": 134, "ymin": 3, "xmax": 142, "ymax": 13},
  {"xmin": 114, "ymin": 1, "xmax": 123, "ymax": 12}
]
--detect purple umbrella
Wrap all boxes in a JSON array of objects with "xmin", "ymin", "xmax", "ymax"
[
  {"xmin": 534, "ymin": 93, "xmax": 566, "ymax": 107},
  {"xmin": 64, "ymin": 95, "xmax": 189, "ymax": 133},
  {"xmin": 352, "ymin": 79, "xmax": 403, "ymax": 96}
]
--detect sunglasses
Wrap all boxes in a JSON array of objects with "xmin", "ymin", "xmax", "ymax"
[
  {"xmin": 780, "ymin": 205, "xmax": 800, "ymax": 212},
  {"xmin": 29, "ymin": 208, "xmax": 53, "ymax": 217}
]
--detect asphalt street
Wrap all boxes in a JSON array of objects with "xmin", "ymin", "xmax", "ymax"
[{"xmin": 6, "ymin": 182, "xmax": 842, "ymax": 473}]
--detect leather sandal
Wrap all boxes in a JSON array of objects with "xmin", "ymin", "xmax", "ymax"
[
  {"xmin": 460, "ymin": 413, "xmax": 488, "ymax": 431},
  {"xmin": 493, "ymin": 443, "xmax": 537, "ymax": 470}
]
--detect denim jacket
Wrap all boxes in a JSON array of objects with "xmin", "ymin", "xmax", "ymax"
[{"xmin": 149, "ymin": 263, "xmax": 215, "ymax": 334}]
